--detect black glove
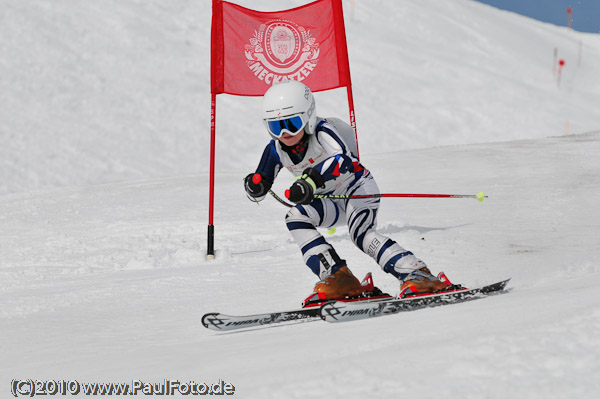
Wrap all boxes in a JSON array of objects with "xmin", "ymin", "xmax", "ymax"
[
  {"xmin": 285, "ymin": 168, "xmax": 325, "ymax": 205},
  {"xmin": 244, "ymin": 172, "xmax": 270, "ymax": 199}
]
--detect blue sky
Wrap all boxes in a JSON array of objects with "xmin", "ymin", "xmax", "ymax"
[{"xmin": 474, "ymin": 0, "xmax": 600, "ymax": 33}]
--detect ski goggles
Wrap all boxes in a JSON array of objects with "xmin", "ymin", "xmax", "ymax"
[{"xmin": 264, "ymin": 114, "xmax": 308, "ymax": 138}]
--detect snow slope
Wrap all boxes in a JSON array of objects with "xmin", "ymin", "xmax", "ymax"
[
  {"xmin": 2, "ymin": 133, "xmax": 600, "ymax": 398},
  {"xmin": 1, "ymin": 0, "xmax": 600, "ymax": 398}
]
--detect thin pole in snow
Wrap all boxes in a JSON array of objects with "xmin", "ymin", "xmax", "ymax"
[{"xmin": 207, "ymin": 93, "xmax": 216, "ymax": 259}]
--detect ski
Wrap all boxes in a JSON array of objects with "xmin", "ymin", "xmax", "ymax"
[
  {"xmin": 202, "ymin": 307, "xmax": 322, "ymax": 332},
  {"xmin": 202, "ymin": 272, "xmax": 392, "ymax": 332},
  {"xmin": 320, "ymin": 278, "xmax": 511, "ymax": 323},
  {"xmin": 202, "ymin": 277, "xmax": 510, "ymax": 330},
  {"xmin": 202, "ymin": 293, "xmax": 391, "ymax": 331}
]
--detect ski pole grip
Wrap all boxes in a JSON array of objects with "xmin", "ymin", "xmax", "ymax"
[{"xmin": 252, "ymin": 173, "xmax": 262, "ymax": 185}]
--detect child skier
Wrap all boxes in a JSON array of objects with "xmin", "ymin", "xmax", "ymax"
[{"xmin": 244, "ymin": 80, "xmax": 447, "ymax": 300}]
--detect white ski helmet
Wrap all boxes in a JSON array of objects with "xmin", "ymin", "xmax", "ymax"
[{"xmin": 262, "ymin": 80, "xmax": 317, "ymax": 140}]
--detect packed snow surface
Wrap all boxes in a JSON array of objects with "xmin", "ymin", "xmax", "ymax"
[{"xmin": 1, "ymin": 0, "xmax": 600, "ymax": 398}]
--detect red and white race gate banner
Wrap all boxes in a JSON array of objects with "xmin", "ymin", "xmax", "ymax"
[{"xmin": 211, "ymin": 0, "xmax": 352, "ymax": 95}]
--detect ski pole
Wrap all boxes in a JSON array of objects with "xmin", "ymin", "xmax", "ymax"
[
  {"xmin": 269, "ymin": 189, "xmax": 294, "ymax": 208},
  {"xmin": 248, "ymin": 173, "xmax": 295, "ymax": 208},
  {"xmin": 256, "ymin": 166, "xmax": 486, "ymax": 205},
  {"xmin": 314, "ymin": 192, "xmax": 487, "ymax": 201},
  {"xmin": 269, "ymin": 190, "xmax": 487, "ymax": 205}
]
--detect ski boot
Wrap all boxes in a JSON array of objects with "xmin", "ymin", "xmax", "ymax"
[
  {"xmin": 314, "ymin": 265, "xmax": 365, "ymax": 298},
  {"xmin": 302, "ymin": 268, "xmax": 393, "ymax": 307},
  {"xmin": 400, "ymin": 267, "xmax": 452, "ymax": 298},
  {"xmin": 302, "ymin": 266, "xmax": 367, "ymax": 308}
]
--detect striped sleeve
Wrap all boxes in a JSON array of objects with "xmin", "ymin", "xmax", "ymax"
[{"xmin": 255, "ymin": 140, "xmax": 282, "ymax": 186}]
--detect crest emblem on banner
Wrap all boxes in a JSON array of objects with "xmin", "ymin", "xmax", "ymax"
[
  {"xmin": 245, "ymin": 19, "xmax": 320, "ymax": 86},
  {"xmin": 270, "ymin": 25, "xmax": 296, "ymax": 63}
]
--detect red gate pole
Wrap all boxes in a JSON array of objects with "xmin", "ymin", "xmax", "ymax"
[
  {"xmin": 346, "ymin": 85, "xmax": 359, "ymax": 159},
  {"xmin": 207, "ymin": 93, "xmax": 216, "ymax": 259}
]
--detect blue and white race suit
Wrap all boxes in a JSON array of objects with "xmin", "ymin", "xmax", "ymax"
[{"xmin": 252, "ymin": 118, "xmax": 425, "ymax": 281}]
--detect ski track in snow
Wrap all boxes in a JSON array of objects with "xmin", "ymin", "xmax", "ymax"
[{"xmin": 1, "ymin": 0, "xmax": 600, "ymax": 398}]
